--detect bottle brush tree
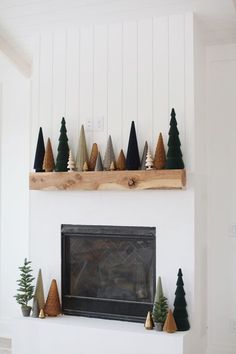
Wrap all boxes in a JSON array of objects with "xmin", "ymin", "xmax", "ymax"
[
  {"xmin": 152, "ymin": 277, "xmax": 168, "ymax": 329},
  {"xmin": 14, "ymin": 258, "xmax": 35, "ymax": 316}
]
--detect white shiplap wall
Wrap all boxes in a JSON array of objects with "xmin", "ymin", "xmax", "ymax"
[{"xmin": 31, "ymin": 14, "xmax": 192, "ymax": 169}]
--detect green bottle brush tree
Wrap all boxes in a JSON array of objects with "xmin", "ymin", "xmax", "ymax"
[{"xmin": 14, "ymin": 258, "xmax": 35, "ymax": 317}]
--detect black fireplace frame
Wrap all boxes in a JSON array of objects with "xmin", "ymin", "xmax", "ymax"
[{"xmin": 61, "ymin": 224, "xmax": 156, "ymax": 323}]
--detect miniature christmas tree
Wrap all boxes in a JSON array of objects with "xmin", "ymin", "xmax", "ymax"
[
  {"xmin": 34, "ymin": 269, "xmax": 45, "ymax": 312},
  {"xmin": 33, "ymin": 127, "xmax": 45, "ymax": 172},
  {"xmin": 163, "ymin": 310, "xmax": 177, "ymax": 333},
  {"xmin": 166, "ymin": 109, "xmax": 184, "ymax": 169},
  {"xmin": 145, "ymin": 149, "xmax": 154, "ymax": 170},
  {"xmin": 173, "ymin": 269, "xmax": 190, "ymax": 331},
  {"xmin": 103, "ymin": 135, "xmax": 115, "ymax": 170},
  {"xmin": 55, "ymin": 117, "xmax": 69, "ymax": 172},
  {"xmin": 140, "ymin": 141, "xmax": 148, "ymax": 170},
  {"xmin": 152, "ymin": 277, "xmax": 168, "ymax": 329},
  {"xmin": 89, "ymin": 143, "xmax": 98, "ymax": 171},
  {"xmin": 44, "ymin": 279, "xmax": 61, "ymax": 316},
  {"xmin": 76, "ymin": 125, "xmax": 88, "ymax": 171},
  {"xmin": 14, "ymin": 258, "xmax": 35, "ymax": 316},
  {"xmin": 67, "ymin": 149, "xmax": 75, "ymax": 172},
  {"xmin": 154, "ymin": 133, "xmax": 166, "ymax": 170},
  {"xmin": 116, "ymin": 149, "xmax": 126, "ymax": 170},
  {"xmin": 95, "ymin": 152, "xmax": 103, "ymax": 171},
  {"xmin": 43, "ymin": 138, "xmax": 55, "ymax": 172},
  {"xmin": 126, "ymin": 121, "xmax": 140, "ymax": 170}
]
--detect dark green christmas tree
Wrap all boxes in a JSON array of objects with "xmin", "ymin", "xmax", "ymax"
[
  {"xmin": 126, "ymin": 121, "xmax": 140, "ymax": 170},
  {"xmin": 33, "ymin": 127, "xmax": 45, "ymax": 172},
  {"xmin": 173, "ymin": 268, "xmax": 190, "ymax": 331},
  {"xmin": 166, "ymin": 109, "xmax": 184, "ymax": 169},
  {"xmin": 55, "ymin": 117, "xmax": 69, "ymax": 172}
]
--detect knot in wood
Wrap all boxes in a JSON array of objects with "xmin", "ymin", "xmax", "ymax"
[{"xmin": 128, "ymin": 178, "xmax": 135, "ymax": 187}]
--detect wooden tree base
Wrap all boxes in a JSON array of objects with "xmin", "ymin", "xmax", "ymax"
[{"xmin": 29, "ymin": 169, "xmax": 186, "ymax": 191}]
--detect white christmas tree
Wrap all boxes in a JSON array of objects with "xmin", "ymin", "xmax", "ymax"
[
  {"xmin": 145, "ymin": 149, "xmax": 154, "ymax": 170},
  {"xmin": 67, "ymin": 149, "xmax": 75, "ymax": 172}
]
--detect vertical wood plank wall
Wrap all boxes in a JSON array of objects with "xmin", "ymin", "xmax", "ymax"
[{"xmin": 31, "ymin": 14, "xmax": 192, "ymax": 169}]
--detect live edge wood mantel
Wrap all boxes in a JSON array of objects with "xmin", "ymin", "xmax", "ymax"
[{"xmin": 29, "ymin": 169, "xmax": 186, "ymax": 191}]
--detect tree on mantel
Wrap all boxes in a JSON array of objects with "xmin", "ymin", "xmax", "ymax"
[
  {"xmin": 33, "ymin": 127, "xmax": 45, "ymax": 172},
  {"xmin": 166, "ymin": 109, "xmax": 184, "ymax": 169},
  {"xmin": 55, "ymin": 117, "xmax": 69, "ymax": 172}
]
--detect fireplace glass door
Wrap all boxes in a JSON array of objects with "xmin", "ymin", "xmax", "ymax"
[{"xmin": 61, "ymin": 224, "xmax": 156, "ymax": 322}]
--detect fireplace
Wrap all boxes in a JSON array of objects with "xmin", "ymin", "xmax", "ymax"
[{"xmin": 61, "ymin": 224, "xmax": 156, "ymax": 322}]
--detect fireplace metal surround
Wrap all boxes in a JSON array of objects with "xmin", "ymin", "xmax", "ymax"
[{"xmin": 61, "ymin": 224, "xmax": 156, "ymax": 323}]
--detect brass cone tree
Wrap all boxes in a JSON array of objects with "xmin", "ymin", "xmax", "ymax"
[
  {"xmin": 163, "ymin": 310, "xmax": 177, "ymax": 333},
  {"xmin": 89, "ymin": 143, "xmax": 98, "ymax": 171},
  {"xmin": 43, "ymin": 138, "xmax": 55, "ymax": 172},
  {"xmin": 76, "ymin": 125, "xmax": 89, "ymax": 171},
  {"xmin": 34, "ymin": 269, "xmax": 45, "ymax": 311},
  {"xmin": 144, "ymin": 311, "xmax": 154, "ymax": 330},
  {"xmin": 44, "ymin": 279, "xmax": 61, "ymax": 316},
  {"xmin": 116, "ymin": 150, "xmax": 126, "ymax": 170},
  {"xmin": 153, "ymin": 133, "xmax": 166, "ymax": 170}
]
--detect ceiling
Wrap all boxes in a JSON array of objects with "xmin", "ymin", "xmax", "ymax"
[{"xmin": 0, "ymin": 0, "xmax": 235, "ymax": 63}]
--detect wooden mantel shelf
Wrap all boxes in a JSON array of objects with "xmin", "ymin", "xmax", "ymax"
[{"xmin": 29, "ymin": 169, "xmax": 186, "ymax": 191}]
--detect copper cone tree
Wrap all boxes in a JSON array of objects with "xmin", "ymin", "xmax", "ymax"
[
  {"xmin": 43, "ymin": 138, "xmax": 55, "ymax": 172},
  {"xmin": 163, "ymin": 310, "xmax": 177, "ymax": 333},
  {"xmin": 44, "ymin": 279, "xmax": 61, "ymax": 317},
  {"xmin": 116, "ymin": 150, "xmax": 126, "ymax": 170},
  {"xmin": 154, "ymin": 133, "xmax": 166, "ymax": 169},
  {"xmin": 89, "ymin": 143, "xmax": 98, "ymax": 171}
]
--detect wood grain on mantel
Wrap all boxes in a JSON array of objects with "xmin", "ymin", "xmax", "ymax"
[{"xmin": 29, "ymin": 169, "xmax": 186, "ymax": 191}]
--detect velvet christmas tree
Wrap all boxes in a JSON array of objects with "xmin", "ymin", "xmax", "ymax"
[
  {"xmin": 55, "ymin": 117, "xmax": 69, "ymax": 172},
  {"xmin": 33, "ymin": 127, "xmax": 45, "ymax": 172},
  {"xmin": 166, "ymin": 109, "xmax": 184, "ymax": 169},
  {"xmin": 126, "ymin": 121, "xmax": 140, "ymax": 170},
  {"xmin": 173, "ymin": 268, "xmax": 190, "ymax": 331}
]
